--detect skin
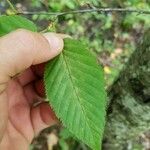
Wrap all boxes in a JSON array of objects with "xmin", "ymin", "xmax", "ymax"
[{"xmin": 0, "ymin": 29, "xmax": 64, "ymax": 150}]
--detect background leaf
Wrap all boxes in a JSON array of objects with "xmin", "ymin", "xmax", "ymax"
[
  {"xmin": 0, "ymin": 15, "xmax": 37, "ymax": 36},
  {"xmin": 44, "ymin": 38, "xmax": 107, "ymax": 150}
]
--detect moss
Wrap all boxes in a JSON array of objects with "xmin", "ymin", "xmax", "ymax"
[{"xmin": 103, "ymin": 30, "xmax": 150, "ymax": 150}]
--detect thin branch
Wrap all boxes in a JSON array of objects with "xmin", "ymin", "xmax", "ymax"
[
  {"xmin": 6, "ymin": 0, "xmax": 18, "ymax": 13},
  {"xmin": 16, "ymin": 8, "xmax": 150, "ymax": 16}
]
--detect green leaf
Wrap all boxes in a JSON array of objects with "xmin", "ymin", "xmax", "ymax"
[
  {"xmin": 0, "ymin": 15, "xmax": 37, "ymax": 36},
  {"xmin": 44, "ymin": 39, "xmax": 107, "ymax": 150},
  {"xmin": 0, "ymin": 15, "xmax": 106, "ymax": 149}
]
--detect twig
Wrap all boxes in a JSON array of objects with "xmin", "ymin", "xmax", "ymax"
[
  {"xmin": 16, "ymin": 8, "xmax": 150, "ymax": 16},
  {"xmin": 6, "ymin": 0, "xmax": 18, "ymax": 13}
]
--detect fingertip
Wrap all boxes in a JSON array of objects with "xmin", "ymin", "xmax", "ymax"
[
  {"xmin": 43, "ymin": 33, "xmax": 64, "ymax": 58},
  {"xmin": 32, "ymin": 63, "xmax": 46, "ymax": 77},
  {"xmin": 31, "ymin": 103, "xmax": 57, "ymax": 136},
  {"xmin": 34, "ymin": 79, "xmax": 45, "ymax": 97},
  {"xmin": 40, "ymin": 103, "xmax": 58, "ymax": 125}
]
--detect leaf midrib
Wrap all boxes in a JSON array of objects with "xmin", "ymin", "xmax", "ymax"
[{"xmin": 61, "ymin": 51, "xmax": 95, "ymax": 147}]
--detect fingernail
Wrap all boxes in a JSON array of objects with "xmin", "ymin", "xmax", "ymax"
[
  {"xmin": 43, "ymin": 33, "xmax": 64, "ymax": 56},
  {"xmin": 56, "ymin": 33, "xmax": 72, "ymax": 39}
]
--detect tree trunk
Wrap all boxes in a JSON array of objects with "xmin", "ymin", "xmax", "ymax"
[{"xmin": 103, "ymin": 30, "xmax": 150, "ymax": 150}]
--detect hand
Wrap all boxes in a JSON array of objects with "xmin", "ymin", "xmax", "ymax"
[{"xmin": 0, "ymin": 29, "xmax": 64, "ymax": 150}]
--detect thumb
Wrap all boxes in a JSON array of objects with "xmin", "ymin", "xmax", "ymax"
[{"xmin": 0, "ymin": 29, "xmax": 64, "ymax": 93}]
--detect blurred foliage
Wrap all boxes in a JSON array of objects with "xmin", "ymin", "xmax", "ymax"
[
  {"xmin": 28, "ymin": 0, "xmax": 150, "ymax": 86},
  {"xmin": 1, "ymin": 0, "xmax": 150, "ymax": 87},
  {"xmin": 1, "ymin": 0, "xmax": 150, "ymax": 149}
]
